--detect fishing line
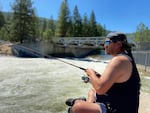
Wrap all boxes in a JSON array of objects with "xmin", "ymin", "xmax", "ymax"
[{"xmin": 13, "ymin": 45, "xmax": 86, "ymax": 71}]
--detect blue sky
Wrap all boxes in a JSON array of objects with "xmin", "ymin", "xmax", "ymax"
[{"xmin": 0, "ymin": 0, "xmax": 150, "ymax": 33}]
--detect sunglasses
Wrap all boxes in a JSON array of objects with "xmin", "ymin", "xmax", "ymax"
[{"xmin": 104, "ymin": 40, "xmax": 112, "ymax": 45}]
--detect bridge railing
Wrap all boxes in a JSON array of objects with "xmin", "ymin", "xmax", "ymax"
[{"xmin": 52, "ymin": 37, "xmax": 105, "ymax": 47}]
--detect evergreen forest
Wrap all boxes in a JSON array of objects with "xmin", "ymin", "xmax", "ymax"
[{"xmin": 0, "ymin": 0, "xmax": 150, "ymax": 50}]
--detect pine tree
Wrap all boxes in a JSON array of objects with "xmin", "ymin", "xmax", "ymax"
[
  {"xmin": 66, "ymin": 17, "xmax": 73, "ymax": 37},
  {"xmin": 0, "ymin": 11, "xmax": 5, "ymax": 30},
  {"xmin": 48, "ymin": 16, "xmax": 56, "ymax": 37},
  {"xmin": 82, "ymin": 13, "xmax": 90, "ymax": 37},
  {"xmin": 89, "ymin": 11, "xmax": 98, "ymax": 36},
  {"xmin": 72, "ymin": 5, "xmax": 82, "ymax": 37},
  {"xmin": 12, "ymin": 0, "xmax": 37, "ymax": 43},
  {"xmin": 41, "ymin": 18, "xmax": 48, "ymax": 39},
  {"xmin": 42, "ymin": 17, "xmax": 56, "ymax": 40},
  {"xmin": 55, "ymin": 0, "xmax": 70, "ymax": 37}
]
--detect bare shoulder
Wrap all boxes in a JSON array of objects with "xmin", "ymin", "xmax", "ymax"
[
  {"xmin": 104, "ymin": 55, "xmax": 130, "ymax": 76},
  {"xmin": 106, "ymin": 55, "xmax": 132, "ymax": 77},
  {"xmin": 108, "ymin": 55, "xmax": 132, "ymax": 82},
  {"xmin": 109, "ymin": 55, "xmax": 131, "ymax": 68}
]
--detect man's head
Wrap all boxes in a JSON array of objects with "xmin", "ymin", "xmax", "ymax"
[
  {"xmin": 104, "ymin": 32, "xmax": 130, "ymax": 56},
  {"xmin": 106, "ymin": 32, "xmax": 127, "ymax": 44}
]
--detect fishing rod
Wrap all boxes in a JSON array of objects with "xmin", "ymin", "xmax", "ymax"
[
  {"xmin": 13, "ymin": 45, "xmax": 86, "ymax": 71},
  {"xmin": 13, "ymin": 44, "xmax": 101, "ymax": 83},
  {"xmin": 45, "ymin": 54, "xmax": 86, "ymax": 71}
]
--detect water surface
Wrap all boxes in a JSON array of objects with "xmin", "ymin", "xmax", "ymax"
[
  {"xmin": 0, "ymin": 56, "xmax": 106, "ymax": 113},
  {"xmin": 0, "ymin": 56, "xmax": 149, "ymax": 113}
]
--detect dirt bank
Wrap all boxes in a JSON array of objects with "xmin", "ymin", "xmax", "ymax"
[{"xmin": 0, "ymin": 43, "xmax": 13, "ymax": 55}]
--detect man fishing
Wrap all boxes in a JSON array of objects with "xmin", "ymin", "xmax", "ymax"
[{"xmin": 66, "ymin": 32, "xmax": 141, "ymax": 113}]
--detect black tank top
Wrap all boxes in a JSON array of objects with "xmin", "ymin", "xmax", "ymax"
[{"xmin": 96, "ymin": 56, "xmax": 141, "ymax": 113}]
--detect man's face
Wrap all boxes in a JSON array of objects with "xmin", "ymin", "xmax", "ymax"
[
  {"xmin": 104, "ymin": 38, "xmax": 113, "ymax": 55},
  {"xmin": 104, "ymin": 38, "xmax": 124, "ymax": 56}
]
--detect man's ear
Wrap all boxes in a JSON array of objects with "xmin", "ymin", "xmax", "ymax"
[{"xmin": 117, "ymin": 41, "xmax": 123, "ymax": 47}]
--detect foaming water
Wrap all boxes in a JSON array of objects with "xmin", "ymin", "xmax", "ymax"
[
  {"xmin": 0, "ymin": 56, "xmax": 107, "ymax": 113},
  {"xmin": 1, "ymin": 56, "xmax": 150, "ymax": 113}
]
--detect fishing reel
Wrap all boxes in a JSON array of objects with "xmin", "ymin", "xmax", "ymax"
[
  {"xmin": 81, "ymin": 72, "xmax": 101, "ymax": 83},
  {"xmin": 81, "ymin": 76, "xmax": 90, "ymax": 83}
]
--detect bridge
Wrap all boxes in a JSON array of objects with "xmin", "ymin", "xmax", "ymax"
[
  {"xmin": 11, "ymin": 37, "xmax": 105, "ymax": 58},
  {"xmin": 51, "ymin": 37, "xmax": 105, "ymax": 48}
]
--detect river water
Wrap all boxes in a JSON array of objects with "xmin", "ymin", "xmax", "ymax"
[
  {"xmin": 0, "ymin": 56, "xmax": 108, "ymax": 113},
  {"xmin": 1, "ymin": 55, "xmax": 150, "ymax": 113}
]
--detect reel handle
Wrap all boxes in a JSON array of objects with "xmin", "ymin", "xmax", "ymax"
[{"xmin": 82, "ymin": 72, "xmax": 101, "ymax": 83}]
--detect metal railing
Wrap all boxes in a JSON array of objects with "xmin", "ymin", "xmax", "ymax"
[
  {"xmin": 132, "ymin": 51, "xmax": 150, "ymax": 71},
  {"xmin": 52, "ymin": 37, "xmax": 105, "ymax": 47}
]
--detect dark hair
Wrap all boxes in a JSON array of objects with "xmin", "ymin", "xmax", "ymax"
[{"xmin": 106, "ymin": 32, "xmax": 127, "ymax": 43}]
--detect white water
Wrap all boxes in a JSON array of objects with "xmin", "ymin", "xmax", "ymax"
[{"xmin": 0, "ymin": 56, "xmax": 107, "ymax": 113}]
